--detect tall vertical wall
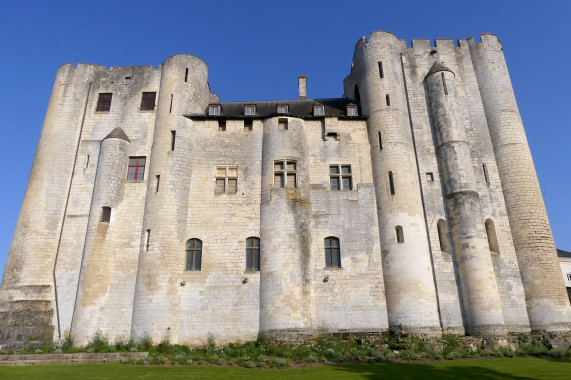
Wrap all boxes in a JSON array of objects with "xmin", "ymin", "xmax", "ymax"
[
  {"xmin": 259, "ymin": 116, "xmax": 313, "ymax": 341},
  {"xmin": 469, "ymin": 34, "xmax": 571, "ymax": 331},
  {"xmin": 343, "ymin": 31, "xmax": 441, "ymax": 334},
  {"xmin": 426, "ymin": 66, "xmax": 506, "ymax": 335}
]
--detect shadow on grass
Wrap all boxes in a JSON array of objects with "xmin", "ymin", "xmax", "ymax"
[{"xmin": 327, "ymin": 362, "xmax": 537, "ymax": 380}]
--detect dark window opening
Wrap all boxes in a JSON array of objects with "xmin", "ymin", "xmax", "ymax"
[
  {"xmin": 426, "ymin": 172, "xmax": 434, "ymax": 182},
  {"xmin": 184, "ymin": 68, "xmax": 189, "ymax": 82},
  {"xmin": 127, "ymin": 157, "xmax": 146, "ymax": 181},
  {"xmin": 278, "ymin": 118, "xmax": 288, "ymax": 130},
  {"xmin": 354, "ymin": 85, "xmax": 361, "ymax": 106},
  {"xmin": 155, "ymin": 175, "xmax": 160, "ymax": 192},
  {"xmin": 483, "ymin": 163, "xmax": 490, "ymax": 185},
  {"xmin": 378, "ymin": 131, "xmax": 383, "ymax": 150},
  {"xmin": 100, "ymin": 207, "xmax": 111, "ymax": 223},
  {"xmin": 145, "ymin": 229, "xmax": 151, "ymax": 251},
  {"xmin": 324, "ymin": 236, "xmax": 341, "ymax": 268},
  {"xmin": 244, "ymin": 119, "xmax": 253, "ymax": 131},
  {"xmin": 396, "ymin": 226, "xmax": 404, "ymax": 243},
  {"xmin": 437, "ymin": 219, "xmax": 451, "ymax": 253},
  {"xmin": 389, "ymin": 171, "xmax": 395, "ymax": 195},
  {"xmin": 140, "ymin": 92, "xmax": 156, "ymax": 111},
  {"xmin": 246, "ymin": 237, "xmax": 260, "ymax": 271},
  {"xmin": 219, "ymin": 121, "xmax": 226, "ymax": 131},
  {"xmin": 169, "ymin": 94, "xmax": 173, "ymax": 113},
  {"xmin": 86, "ymin": 155, "xmax": 90, "ymax": 169},
  {"xmin": 378, "ymin": 61, "xmax": 384, "ymax": 79},
  {"xmin": 96, "ymin": 93, "xmax": 112, "ymax": 112},
  {"xmin": 171, "ymin": 131, "xmax": 176, "ymax": 151},
  {"xmin": 186, "ymin": 238, "xmax": 202, "ymax": 271},
  {"xmin": 441, "ymin": 72, "xmax": 448, "ymax": 95},
  {"xmin": 485, "ymin": 219, "xmax": 500, "ymax": 253},
  {"xmin": 386, "ymin": 94, "xmax": 391, "ymax": 106},
  {"xmin": 326, "ymin": 132, "xmax": 338, "ymax": 141}
]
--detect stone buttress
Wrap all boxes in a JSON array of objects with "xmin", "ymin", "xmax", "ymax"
[
  {"xmin": 426, "ymin": 63, "xmax": 506, "ymax": 335},
  {"xmin": 71, "ymin": 129, "xmax": 131, "ymax": 345}
]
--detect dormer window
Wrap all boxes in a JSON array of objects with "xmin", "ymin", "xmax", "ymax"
[
  {"xmin": 313, "ymin": 105, "xmax": 325, "ymax": 116},
  {"xmin": 209, "ymin": 104, "xmax": 221, "ymax": 116},
  {"xmin": 244, "ymin": 104, "xmax": 256, "ymax": 116},
  {"xmin": 347, "ymin": 105, "xmax": 358, "ymax": 116},
  {"xmin": 277, "ymin": 105, "xmax": 288, "ymax": 114}
]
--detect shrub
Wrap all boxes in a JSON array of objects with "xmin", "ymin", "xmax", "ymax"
[{"xmin": 88, "ymin": 330, "xmax": 112, "ymax": 353}]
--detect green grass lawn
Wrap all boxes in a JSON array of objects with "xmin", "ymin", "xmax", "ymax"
[{"xmin": 0, "ymin": 358, "xmax": 570, "ymax": 379}]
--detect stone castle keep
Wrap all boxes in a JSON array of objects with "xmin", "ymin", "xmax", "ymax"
[{"xmin": 1, "ymin": 31, "xmax": 570, "ymax": 349}]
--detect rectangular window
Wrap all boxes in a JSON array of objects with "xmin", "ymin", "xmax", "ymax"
[
  {"xmin": 386, "ymin": 94, "xmax": 391, "ymax": 106},
  {"xmin": 246, "ymin": 237, "xmax": 260, "ymax": 271},
  {"xmin": 127, "ymin": 157, "xmax": 146, "ymax": 181},
  {"xmin": 100, "ymin": 207, "xmax": 111, "ymax": 223},
  {"xmin": 278, "ymin": 118, "xmax": 288, "ymax": 130},
  {"xmin": 378, "ymin": 61, "xmax": 384, "ymax": 79},
  {"xmin": 396, "ymin": 226, "xmax": 404, "ymax": 243},
  {"xmin": 326, "ymin": 132, "xmax": 338, "ymax": 141},
  {"xmin": 330, "ymin": 165, "xmax": 352, "ymax": 190},
  {"xmin": 378, "ymin": 131, "xmax": 383, "ymax": 150},
  {"xmin": 96, "ymin": 93, "xmax": 112, "ymax": 112},
  {"xmin": 244, "ymin": 119, "xmax": 253, "ymax": 131},
  {"xmin": 244, "ymin": 104, "xmax": 256, "ymax": 116},
  {"xmin": 389, "ymin": 171, "xmax": 395, "ymax": 195},
  {"xmin": 215, "ymin": 166, "xmax": 238, "ymax": 195},
  {"xmin": 184, "ymin": 68, "xmax": 188, "ymax": 82},
  {"xmin": 346, "ymin": 105, "xmax": 358, "ymax": 116},
  {"xmin": 209, "ymin": 104, "xmax": 221, "ymax": 115},
  {"xmin": 155, "ymin": 175, "xmax": 160, "ymax": 192},
  {"xmin": 140, "ymin": 92, "xmax": 156, "ymax": 111},
  {"xmin": 426, "ymin": 172, "xmax": 434, "ymax": 182},
  {"xmin": 483, "ymin": 163, "xmax": 490, "ymax": 184},
  {"xmin": 313, "ymin": 105, "xmax": 325, "ymax": 116},
  {"xmin": 277, "ymin": 105, "xmax": 288, "ymax": 114},
  {"xmin": 171, "ymin": 131, "xmax": 176, "ymax": 151},
  {"xmin": 218, "ymin": 121, "xmax": 226, "ymax": 131},
  {"xmin": 145, "ymin": 229, "xmax": 151, "ymax": 251},
  {"xmin": 441, "ymin": 72, "xmax": 448, "ymax": 95},
  {"xmin": 274, "ymin": 160, "xmax": 297, "ymax": 188},
  {"xmin": 567, "ymin": 274, "xmax": 571, "ymax": 281}
]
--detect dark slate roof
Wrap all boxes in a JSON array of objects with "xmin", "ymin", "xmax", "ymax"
[
  {"xmin": 184, "ymin": 98, "xmax": 367, "ymax": 120},
  {"xmin": 557, "ymin": 249, "xmax": 571, "ymax": 258},
  {"xmin": 426, "ymin": 62, "xmax": 454, "ymax": 78},
  {"xmin": 103, "ymin": 127, "xmax": 130, "ymax": 142}
]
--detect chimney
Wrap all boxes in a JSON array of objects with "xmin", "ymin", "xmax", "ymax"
[{"xmin": 298, "ymin": 75, "xmax": 307, "ymax": 99}]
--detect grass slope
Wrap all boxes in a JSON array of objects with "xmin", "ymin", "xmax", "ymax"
[{"xmin": 0, "ymin": 358, "xmax": 570, "ymax": 380}]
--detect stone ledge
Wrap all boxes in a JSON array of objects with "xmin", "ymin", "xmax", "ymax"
[{"xmin": 0, "ymin": 352, "xmax": 148, "ymax": 366}]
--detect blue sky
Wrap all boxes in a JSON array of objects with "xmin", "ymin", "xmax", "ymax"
[{"xmin": 0, "ymin": 0, "xmax": 570, "ymax": 277}]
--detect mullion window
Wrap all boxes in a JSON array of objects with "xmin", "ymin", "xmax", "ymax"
[
  {"xmin": 96, "ymin": 93, "xmax": 112, "ymax": 112},
  {"xmin": 246, "ymin": 237, "xmax": 260, "ymax": 271},
  {"xmin": 330, "ymin": 165, "xmax": 352, "ymax": 190},
  {"xmin": 140, "ymin": 92, "xmax": 156, "ymax": 111},
  {"xmin": 324, "ymin": 237, "xmax": 341, "ymax": 268},
  {"xmin": 186, "ymin": 238, "xmax": 202, "ymax": 271},
  {"xmin": 274, "ymin": 160, "xmax": 296, "ymax": 188},
  {"xmin": 127, "ymin": 157, "xmax": 146, "ymax": 180}
]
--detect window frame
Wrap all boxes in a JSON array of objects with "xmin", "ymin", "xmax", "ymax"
[
  {"xmin": 278, "ymin": 118, "xmax": 288, "ymax": 131},
  {"xmin": 209, "ymin": 104, "xmax": 221, "ymax": 116},
  {"xmin": 277, "ymin": 104, "xmax": 289, "ymax": 114},
  {"xmin": 245, "ymin": 237, "xmax": 260, "ymax": 271},
  {"xmin": 329, "ymin": 165, "xmax": 352, "ymax": 190},
  {"xmin": 140, "ymin": 92, "xmax": 156, "ymax": 111},
  {"xmin": 96, "ymin": 93, "xmax": 112, "ymax": 112},
  {"xmin": 185, "ymin": 238, "xmax": 202, "ymax": 271},
  {"xmin": 313, "ymin": 105, "xmax": 325, "ymax": 116},
  {"xmin": 127, "ymin": 157, "xmax": 146, "ymax": 181},
  {"xmin": 274, "ymin": 160, "xmax": 297, "ymax": 188},
  {"xmin": 215, "ymin": 166, "xmax": 238, "ymax": 195},
  {"xmin": 244, "ymin": 104, "xmax": 256, "ymax": 116},
  {"xmin": 324, "ymin": 236, "xmax": 341, "ymax": 268},
  {"xmin": 100, "ymin": 206, "xmax": 111, "ymax": 223},
  {"xmin": 346, "ymin": 105, "xmax": 358, "ymax": 116}
]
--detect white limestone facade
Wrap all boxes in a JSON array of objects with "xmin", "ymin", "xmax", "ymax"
[{"xmin": 1, "ymin": 31, "xmax": 569, "ymax": 349}]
